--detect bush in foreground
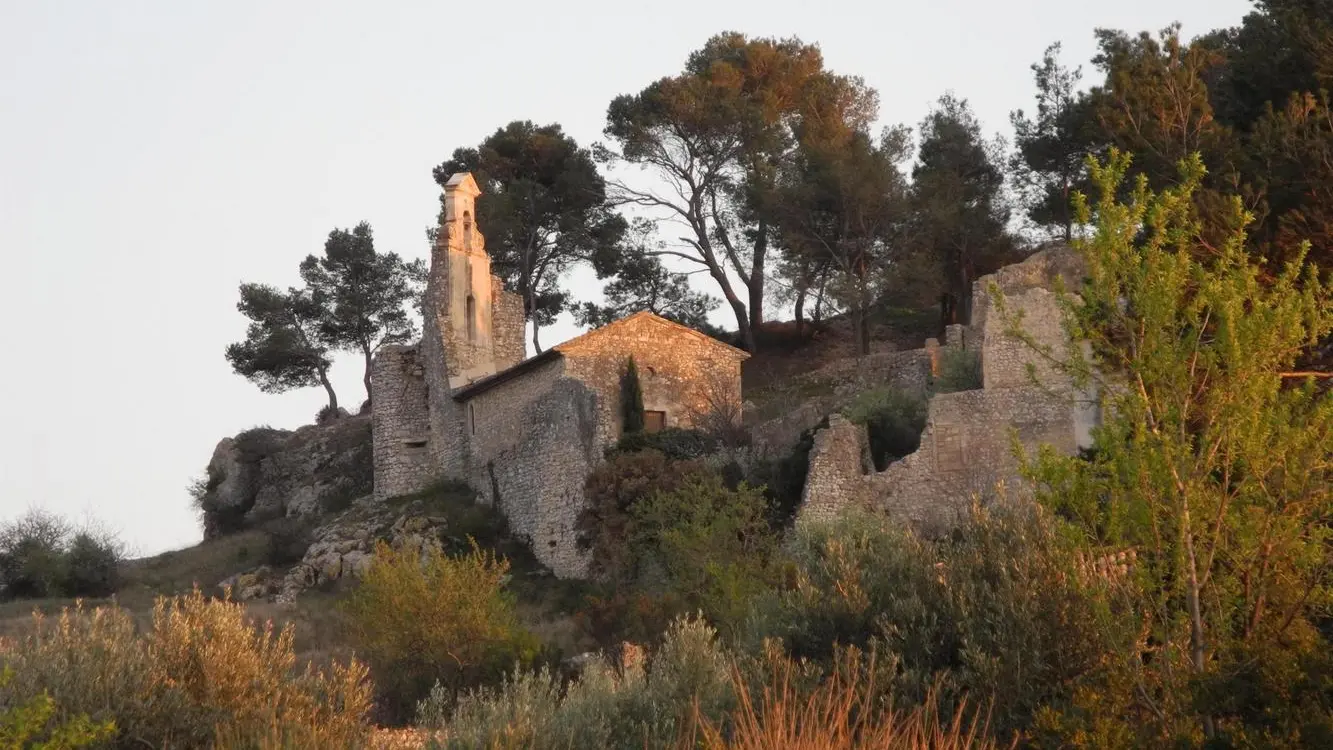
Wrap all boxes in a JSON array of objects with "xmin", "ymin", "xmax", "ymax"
[
  {"xmin": 340, "ymin": 539, "xmax": 540, "ymax": 725},
  {"xmin": 419, "ymin": 615, "xmax": 733, "ymax": 750},
  {"xmin": 0, "ymin": 590, "xmax": 371, "ymax": 749}
]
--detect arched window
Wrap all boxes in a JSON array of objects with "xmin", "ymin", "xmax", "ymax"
[
  {"xmin": 465, "ymin": 294, "xmax": 476, "ymax": 342},
  {"xmin": 463, "ymin": 210, "xmax": 474, "ymax": 251}
]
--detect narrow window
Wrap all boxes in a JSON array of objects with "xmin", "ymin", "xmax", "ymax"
[
  {"xmin": 463, "ymin": 210, "xmax": 474, "ymax": 251},
  {"xmin": 644, "ymin": 410, "xmax": 666, "ymax": 433},
  {"xmin": 469, "ymin": 403, "xmax": 476, "ymax": 434},
  {"xmin": 465, "ymin": 294, "xmax": 476, "ymax": 342}
]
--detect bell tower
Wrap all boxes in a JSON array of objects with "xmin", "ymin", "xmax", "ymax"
[{"xmin": 430, "ymin": 172, "xmax": 498, "ymax": 389}]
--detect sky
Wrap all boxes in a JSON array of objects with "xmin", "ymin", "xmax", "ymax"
[{"xmin": 0, "ymin": 0, "xmax": 1256, "ymax": 557}]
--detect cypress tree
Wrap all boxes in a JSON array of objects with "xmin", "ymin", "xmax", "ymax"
[{"xmin": 621, "ymin": 357, "xmax": 645, "ymax": 434}]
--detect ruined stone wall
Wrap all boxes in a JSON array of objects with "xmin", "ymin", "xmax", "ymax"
[
  {"xmin": 792, "ymin": 245, "xmax": 1096, "ymax": 534},
  {"xmin": 749, "ymin": 348, "xmax": 932, "ymax": 459},
  {"xmin": 370, "ymin": 345, "xmax": 436, "ymax": 500},
  {"xmin": 560, "ymin": 316, "xmax": 746, "ymax": 446},
  {"xmin": 492, "ymin": 278, "xmax": 527, "ymax": 372},
  {"xmin": 870, "ymin": 385, "xmax": 1076, "ymax": 535},
  {"xmin": 797, "ymin": 414, "xmax": 871, "ymax": 525},
  {"xmin": 465, "ymin": 378, "xmax": 602, "ymax": 577}
]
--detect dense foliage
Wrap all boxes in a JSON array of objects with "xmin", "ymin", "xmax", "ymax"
[
  {"xmin": 339, "ymin": 539, "xmax": 541, "ymax": 724},
  {"xmin": 0, "ymin": 510, "xmax": 123, "ymax": 601},
  {"xmin": 0, "ymin": 591, "xmax": 372, "ymax": 749}
]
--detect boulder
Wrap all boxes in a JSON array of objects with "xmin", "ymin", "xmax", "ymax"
[{"xmin": 197, "ymin": 416, "xmax": 373, "ymax": 538}]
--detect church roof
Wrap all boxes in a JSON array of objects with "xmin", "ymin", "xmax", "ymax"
[{"xmin": 451, "ymin": 311, "xmax": 748, "ymax": 401}]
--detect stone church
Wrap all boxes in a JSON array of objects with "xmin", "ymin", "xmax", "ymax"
[{"xmin": 370, "ymin": 173, "xmax": 749, "ymax": 577}]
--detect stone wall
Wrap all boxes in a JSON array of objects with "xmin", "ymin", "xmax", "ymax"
[
  {"xmin": 466, "ymin": 378, "xmax": 602, "ymax": 577},
  {"xmin": 797, "ymin": 414, "xmax": 871, "ymax": 525},
  {"xmin": 792, "ymin": 244, "xmax": 1097, "ymax": 535},
  {"xmin": 559, "ymin": 314, "xmax": 747, "ymax": 446},
  {"xmin": 749, "ymin": 348, "xmax": 932, "ymax": 459},
  {"xmin": 462, "ymin": 358, "xmax": 566, "ymax": 464},
  {"xmin": 370, "ymin": 345, "xmax": 435, "ymax": 500},
  {"xmin": 492, "ymin": 278, "xmax": 527, "ymax": 372}
]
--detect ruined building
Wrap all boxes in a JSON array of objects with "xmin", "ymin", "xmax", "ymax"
[
  {"xmin": 796, "ymin": 245, "xmax": 1102, "ymax": 533},
  {"xmin": 370, "ymin": 173, "xmax": 749, "ymax": 577}
]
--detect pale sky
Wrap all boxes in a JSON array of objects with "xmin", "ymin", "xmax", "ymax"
[{"xmin": 0, "ymin": 0, "xmax": 1255, "ymax": 557}]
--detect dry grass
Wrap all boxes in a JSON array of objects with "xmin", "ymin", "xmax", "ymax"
[
  {"xmin": 0, "ymin": 590, "xmax": 374, "ymax": 748},
  {"xmin": 686, "ymin": 649, "xmax": 1013, "ymax": 750}
]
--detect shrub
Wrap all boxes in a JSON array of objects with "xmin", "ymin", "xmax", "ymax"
[
  {"xmin": 750, "ymin": 417, "xmax": 828, "ymax": 527},
  {"xmin": 748, "ymin": 505, "xmax": 1111, "ymax": 739},
  {"xmin": 261, "ymin": 518, "xmax": 311, "ymax": 568},
  {"xmin": 59, "ymin": 530, "xmax": 122, "ymax": 599},
  {"xmin": 421, "ymin": 615, "xmax": 734, "ymax": 750},
  {"xmin": 0, "ymin": 668, "xmax": 114, "ymax": 750},
  {"xmin": 0, "ymin": 591, "xmax": 372, "ymax": 749},
  {"xmin": 577, "ymin": 451, "xmax": 712, "ymax": 585},
  {"xmin": 607, "ymin": 428, "xmax": 719, "ymax": 461},
  {"xmin": 931, "ymin": 347, "xmax": 983, "ymax": 393},
  {"xmin": 340, "ymin": 539, "xmax": 540, "ymax": 725},
  {"xmin": 842, "ymin": 387, "xmax": 927, "ymax": 470},
  {"xmin": 629, "ymin": 473, "xmax": 779, "ymax": 636},
  {"xmin": 0, "ymin": 510, "xmax": 70, "ymax": 600},
  {"xmin": 573, "ymin": 590, "xmax": 687, "ymax": 653},
  {"xmin": 686, "ymin": 647, "xmax": 1008, "ymax": 750},
  {"xmin": 0, "ymin": 511, "xmax": 124, "ymax": 601}
]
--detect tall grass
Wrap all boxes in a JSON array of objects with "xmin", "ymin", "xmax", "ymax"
[{"xmin": 686, "ymin": 648, "xmax": 1011, "ymax": 750}]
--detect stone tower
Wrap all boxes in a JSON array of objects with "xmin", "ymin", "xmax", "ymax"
[
  {"xmin": 370, "ymin": 172, "xmax": 527, "ymax": 497},
  {"xmin": 432, "ymin": 173, "xmax": 499, "ymax": 388}
]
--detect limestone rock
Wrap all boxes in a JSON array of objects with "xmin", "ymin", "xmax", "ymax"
[{"xmin": 197, "ymin": 415, "xmax": 373, "ymax": 538}]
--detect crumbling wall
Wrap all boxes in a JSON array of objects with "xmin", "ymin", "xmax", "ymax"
[
  {"xmin": 792, "ymin": 245, "xmax": 1096, "ymax": 533},
  {"xmin": 492, "ymin": 278, "xmax": 527, "ymax": 372},
  {"xmin": 796, "ymin": 414, "xmax": 871, "ymax": 525},
  {"xmin": 370, "ymin": 345, "xmax": 436, "ymax": 500},
  {"xmin": 749, "ymin": 348, "xmax": 932, "ymax": 458},
  {"xmin": 467, "ymin": 378, "xmax": 602, "ymax": 578}
]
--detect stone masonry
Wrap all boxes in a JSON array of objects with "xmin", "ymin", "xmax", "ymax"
[
  {"xmin": 371, "ymin": 173, "xmax": 749, "ymax": 577},
  {"xmin": 797, "ymin": 244, "xmax": 1101, "ymax": 534}
]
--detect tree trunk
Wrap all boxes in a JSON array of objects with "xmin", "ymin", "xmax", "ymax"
[
  {"xmin": 318, "ymin": 366, "xmax": 338, "ymax": 413},
  {"xmin": 794, "ymin": 285, "xmax": 806, "ymax": 337},
  {"xmin": 748, "ymin": 219, "xmax": 767, "ymax": 329},
  {"xmin": 852, "ymin": 305, "xmax": 871, "ymax": 356},
  {"xmin": 527, "ymin": 289, "xmax": 543, "ymax": 354},
  {"xmin": 362, "ymin": 349, "xmax": 373, "ymax": 405}
]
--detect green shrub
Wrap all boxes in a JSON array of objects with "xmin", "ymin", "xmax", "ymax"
[
  {"xmin": 261, "ymin": 518, "xmax": 311, "ymax": 568},
  {"xmin": 577, "ymin": 451, "xmax": 713, "ymax": 586},
  {"xmin": 0, "ymin": 591, "xmax": 372, "ymax": 749},
  {"xmin": 607, "ymin": 428, "xmax": 719, "ymax": 461},
  {"xmin": 749, "ymin": 505, "xmax": 1112, "ymax": 738},
  {"xmin": 749, "ymin": 417, "xmax": 828, "ymax": 527},
  {"xmin": 420, "ymin": 615, "xmax": 734, "ymax": 750},
  {"xmin": 931, "ymin": 347, "xmax": 982, "ymax": 393},
  {"xmin": 572, "ymin": 590, "xmax": 687, "ymax": 653},
  {"xmin": 0, "ymin": 511, "xmax": 69, "ymax": 600},
  {"xmin": 0, "ymin": 512, "xmax": 124, "ymax": 602},
  {"xmin": 340, "ymin": 539, "xmax": 540, "ymax": 725},
  {"xmin": 59, "ymin": 531, "xmax": 122, "ymax": 599},
  {"xmin": 841, "ymin": 387, "xmax": 927, "ymax": 470},
  {"xmin": 0, "ymin": 668, "xmax": 114, "ymax": 750},
  {"xmin": 629, "ymin": 473, "xmax": 779, "ymax": 636}
]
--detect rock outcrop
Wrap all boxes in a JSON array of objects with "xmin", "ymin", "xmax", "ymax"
[{"xmin": 197, "ymin": 415, "xmax": 373, "ymax": 538}]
